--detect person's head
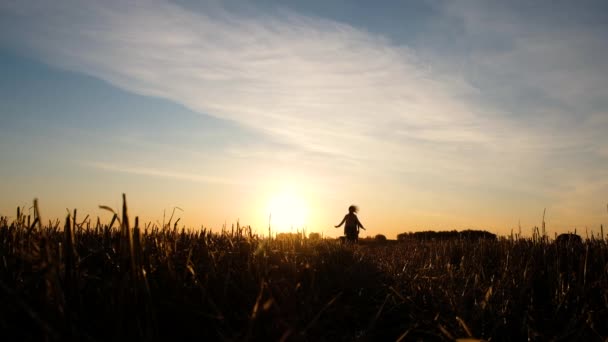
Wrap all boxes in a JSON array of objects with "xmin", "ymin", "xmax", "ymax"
[{"xmin": 348, "ymin": 205, "xmax": 358, "ymax": 214}]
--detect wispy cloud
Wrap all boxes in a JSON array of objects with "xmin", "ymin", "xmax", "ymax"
[
  {"xmin": 85, "ymin": 161, "xmax": 244, "ymax": 186},
  {"xmin": 414, "ymin": 1, "xmax": 608, "ymax": 205},
  {"xmin": 0, "ymin": 0, "xmax": 491, "ymax": 160}
]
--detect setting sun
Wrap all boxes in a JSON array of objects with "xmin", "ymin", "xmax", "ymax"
[{"xmin": 266, "ymin": 190, "xmax": 309, "ymax": 233}]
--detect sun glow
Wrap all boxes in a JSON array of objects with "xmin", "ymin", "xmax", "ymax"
[{"xmin": 267, "ymin": 190, "xmax": 309, "ymax": 234}]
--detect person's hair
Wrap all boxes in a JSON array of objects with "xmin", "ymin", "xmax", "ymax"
[{"xmin": 348, "ymin": 205, "xmax": 358, "ymax": 213}]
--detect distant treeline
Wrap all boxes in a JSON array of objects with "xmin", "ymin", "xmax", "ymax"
[{"xmin": 397, "ymin": 229, "xmax": 497, "ymax": 241}]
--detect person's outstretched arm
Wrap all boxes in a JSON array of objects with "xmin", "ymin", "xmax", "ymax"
[
  {"xmin": 335, "ymin": 216, "xmax": 346, "ymax": 228},
  {"xmin": 357, "ymin": 217, "xmax": 365, "ymax": 230}
]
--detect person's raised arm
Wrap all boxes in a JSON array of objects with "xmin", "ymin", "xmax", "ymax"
[{"xmin": 334, "ymin": 215, "xmax": 346, "ymax": 228}]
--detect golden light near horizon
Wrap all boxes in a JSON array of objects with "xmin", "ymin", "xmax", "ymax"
[{"xmin": 266, "ymin": 189, "xmax": 309, "ymax": 234}]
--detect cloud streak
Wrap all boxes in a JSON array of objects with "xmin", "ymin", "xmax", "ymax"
[
  {"xmin": 0, "ymin": 0, "xmax": 491, "ymax": 160},
  {"xmin": 85, "ymin": 161, "xmax": 244, "ymax": 186}
]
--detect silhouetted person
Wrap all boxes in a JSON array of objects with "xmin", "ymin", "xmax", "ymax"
[{"xmin": 335, "ymin": 205, "xmax": 365, "ymax": 242}]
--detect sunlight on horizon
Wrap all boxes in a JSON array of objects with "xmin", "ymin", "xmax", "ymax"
[{"xmin": 266, "ymin": 187, "xmax": 309, "ymax": 234}]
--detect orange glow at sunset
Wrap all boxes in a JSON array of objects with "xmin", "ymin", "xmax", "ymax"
[{"xmin": 266, "ymin": 189, "xmax": 309, "ymax": 233}]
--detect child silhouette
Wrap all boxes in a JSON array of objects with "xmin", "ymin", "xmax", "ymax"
[{"xmin": 335, "ymin": 205, "xmax": 365, "ymax": 242}]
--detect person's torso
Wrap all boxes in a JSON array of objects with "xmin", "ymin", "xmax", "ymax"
[{"xmin": 344, "ymin": 213, "xmax": 358, "ymax": 227}]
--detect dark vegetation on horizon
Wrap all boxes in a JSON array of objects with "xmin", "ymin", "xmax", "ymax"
[
  {"xmin": 397, "ymin": 230, "xmax": 497, "ymax": 241},
  {"xmin": 1, "ymin": 196, "xmax": 607, "ymax": 341}
]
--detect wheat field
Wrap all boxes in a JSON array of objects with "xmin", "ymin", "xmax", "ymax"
[{"xmin": 1, "ymin": 196, "xmax": 607, "ymax": 341}]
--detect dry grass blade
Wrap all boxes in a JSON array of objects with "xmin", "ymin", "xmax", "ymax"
[
  {"xmin": 301, "ymin": 292, "xmax": 343, "ymax": 334},
  {"xmin": 480, "ymin": 285, "xmax": 493, "ymax": 310},
  {"xmin": 33, "ymin": 198, "xmax": 42, "ymax": 230},
  {"xmin": 583, "ymin": 244, "xmax": 589, "ymax": 286},
  {"xmin": 438, "ymin": 323, "xmax": 454, "ymax": 340},
  {"xmin": 367, "ymin": 293, "xmax": 390, "ymax": 333},
  {"xmin": 243, "ymin": 281, "xmax": 266, "ymax": 342},
  {"xmin": 456, "ymin": 316, "xmax": 473, "ymax": 337},
  {"xmin": 250, "ymin": 281, "xmax": 265, "ymax": 321},
  {"xmin": 79, "ymin": 214, "xmax": 89, "ymax": 228},
  {"xmin": 389, "ymin": 286, "xmax": 407, "ymax": 302},
  {"xmin": 395, "ymin": 327, "xmax": 413, "ymax": 342},
  {"xmin": 167, "ymin": 206, "xmax": 183, "ymax": 229},
  {"xmin": 98, "ymin": 205, "xmax": 116, "ymax": 215},
  {"xmin": 28, "ymin": 216, "xmax": 39, "ymax": 233},
  {"xmin": 63, "ymin": 213, "xmax": 76, "ymax": 302}
]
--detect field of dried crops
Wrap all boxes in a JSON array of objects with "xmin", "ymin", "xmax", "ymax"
[{"xmin": 1, "ymin": 198, "xmax": 607, "ymax": 341}]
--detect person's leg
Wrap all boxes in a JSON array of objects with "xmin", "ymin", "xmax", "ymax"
[{"xmin": 346, "ymin": 232, "xmax": 356, "ymax": 243}]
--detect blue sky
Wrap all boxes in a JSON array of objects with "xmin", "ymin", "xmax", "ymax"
[{"xmin": 1, "ymin": 1, "xmax": 607, "ymax": 237}]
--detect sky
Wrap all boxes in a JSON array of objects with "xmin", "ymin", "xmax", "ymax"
[{"xmin": 1, "ymin": 0, "xmax": 607, "ymax": 238}]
